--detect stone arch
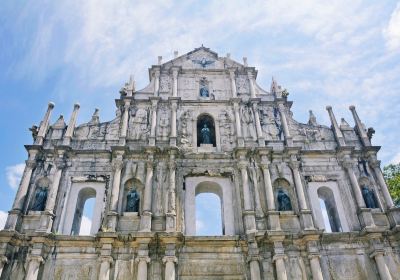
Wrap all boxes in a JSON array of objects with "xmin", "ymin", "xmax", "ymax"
[
  {"xmin": 184, "ymin": 176, "xmax": 235, "ymax": 236},
  {"xmin": 317, "ymin": 186, "xmax": 342, "ymax": 232},
  {"xmin": 273, "ymin": 178, "xmax": 295, "ymax": 212},
  {"xmin": 197, "ymin": 114, "xmax": 216, "ymax": 147}
]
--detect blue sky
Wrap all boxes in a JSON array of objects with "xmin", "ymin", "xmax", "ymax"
[{"xmin": 0, "ymin": 1, "xmax": 400, "ymax": 232}]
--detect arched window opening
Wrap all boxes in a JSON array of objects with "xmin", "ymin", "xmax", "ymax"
[
  {"xmin": 195, "ymin": 193, "xmax": 223, "ymax": 235},
  {"xmin": 71, "ymin": 188, "xmax": 96, "ymax": 236},
  {"xmin": 318, "ymin": 187, "xmax": 342, "ymax": 233},
  {"xmin": 197, "ymin": 114, "xmax": 216, "ymax": 147}
]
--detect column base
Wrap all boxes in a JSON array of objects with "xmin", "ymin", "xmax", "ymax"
[
  {"xmin": 106, "ymin": 211, "xmax": 118, "ymax": 232},
  {"xmin": 257, "ymin": 138, "xmax": 265, "ymax": 147},
  {"xmin": 36, "ymin": 211, "xmax": 55, "ymax": 233},
  {"xmin": 237, "ymin": 137, "xmax": 245, "ymax": 148},
  {"xmin": 169, "ymin": 137, "xmax": 177, "ymax": 147},
  {"xmin": 267, "ymin": 211, "xmax": 281, "ymax": 231},
  {"xmin": 118, "ymin": 138, "xmax": 126, "ymax": 146},
  {"xmin": 165, "ymin": 212, "xmax": 176, "ymax": 232},
  {"xmin": 139, "ymin": 211, "xmax": 152, "ymax": 232},
  {"xmin": 4, "ymin": 209, "xmax": 21, "ymax": 231},
  {"xmin": 300, "ymin": 210, "xmax": 315, "ymax": 230},
  {"xmin": 243, "ymin": 210, "xmax": 257, "ymax": 234},
  {"xmin": 148, "ymin": 137, "xmax": 156, "ymax": 146},
  {"xmin": 358, "ymin": 208, "xmax": 375, "ymax": 229}
]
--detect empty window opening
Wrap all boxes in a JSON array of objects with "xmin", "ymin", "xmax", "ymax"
[
  {"xmin": 318, "ymin": 187, "xmax": 342, "ymax": 233},
  {"xmin": 195, "ymin": 193, "xmax": 223, "ymax": 236},
  {"xmin": 71, "ymin": 188, "xmax": 96, "ymax": 235},
  {"xmin": 197, "ymin": 114, "xmax": 216, "ymax": 147}
]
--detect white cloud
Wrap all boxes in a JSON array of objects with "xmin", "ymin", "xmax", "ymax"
[
  {"xmin": 384, "ymin": 3, "xmax": 400, "ymax": 51},
  {"xmin": 0, "ymin": 211, "xmax": 8, "ymax": 230},
  {"xmin": 79, "ymin": 215, "xmax": 92, "ymax": 235},
  {"xmin": 6, "ymin": 163, "xmax": 25, "ymax": 190},
  {"xmin": 391, "ymin": 152, "xmax": 400, "ymax": 165}
]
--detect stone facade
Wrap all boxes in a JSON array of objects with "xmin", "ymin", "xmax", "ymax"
[{"xmin": 1, "ymin": 46, "xmax": 400, "ymax": 279}]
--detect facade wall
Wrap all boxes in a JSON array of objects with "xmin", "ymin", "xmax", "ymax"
[{"xmin": 1, "ymin": 46, "xmax": 400, "ymax": 279}]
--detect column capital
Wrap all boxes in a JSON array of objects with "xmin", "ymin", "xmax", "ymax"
[
  {"xmin": 369, "ymin": 159, "xmax": 381, "ymax": 169},
  {"xmin": 238, "ymin": 161, "xmax": 248, "ymax": 170},
  {"xmin": 54, "ymin": 158, "xmax": 67, "ymax": 170},
  {"xmin": 26, "ymin": 255, "xmax": 44, "ymax": 264},
  {"xmin": 370, "ymin": 250, "xmax": 385, "ymax": 259},
  {"xmin": 342, "ymin": 159, "xmax": 356, "ymax": 170},
  {"xmin": 162, "ymin": 256, "xmax": 178, "ymax": 264},
  {"xmin": 308, "ymin": 254, "xmax": 321, "ymax": 260},
  {"xmin": 112, "ymin": 159, "xmax": 124, "ymax": 171},
  {"xmin": 135, "ymin": 256, "xmax": 151, "ymax": 263},
  {"xmin": 25, "ymin": 159, "xmax": 37, "ymax": 169},
  {"xmin": 260, "ymin": 162, "xmax": 270, "ymax": 170},
  {"xmin": 168, "ymin": 161, "xmax": 177, "ymax": 170},
  {"xmin": 172, "ymin": 68, "xmax": 179, "ymax": 78},
  {"xmin": 98, "ymin": 256, "xmax": 113, "ymax": 264},
  {"xmin": 246, "ymin": 255, "xmax": 262, "ymax": 263},
  {"xmin": 272, "ymin": 254, "xmax": 287, "ymax": 262},
  {"xmin": 0, "ymin": 256, "xmax": 8, "ymax": 264},
  {"xmin": 288, "ymin": 161, "xmax": 300, "ymax": 170}
]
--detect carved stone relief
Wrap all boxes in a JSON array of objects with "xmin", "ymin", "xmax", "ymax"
[
  {"xmin": 240, "ymin": 104, "xmax": 257, "ymax": 140},
  {"xmin": 159, "ymin": 75, "xmax": 171, "ymax": 93},
  {"xmin": 154, "ymin": 162, "xmax": 167, "ymax": 216},
  {"xmin": 236, "ymin": 76, "xmax": 249, "ymax": 94},
  {"xmin": 178, "ymin": 110, "xmax": 193, "ymax": 151},
  {"xmin": 157, "ymin": 105, "xmax": 170, "ymax": 140},
  {"xmin": 218, "ymin": 110, "xmax": 234, "ymax": 151},
  {"xmin": 128, "ymin": 106, "xmax": 150, "ymax": 140},
  {"xmin": 260, "ymin": 106, "xmax": 282, "ymax": 140}
]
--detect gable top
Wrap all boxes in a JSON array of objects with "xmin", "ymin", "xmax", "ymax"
[{"xmin": 152, "ymin": 46, "xmax": 249, "ymax": 72}]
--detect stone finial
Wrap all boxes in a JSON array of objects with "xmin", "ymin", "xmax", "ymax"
[
  {"xmin": 158, "ymin": 56, "xmax": 163, "ymax": 65},
  {"xmin": 243, "ymin": 57, "xmax": 248, "ymax": 66},
  {"xmin": 48, "ymin": 102, "xmax": 55, "ymax": 109},
  {"xmin": 308, "ymin": 110, "xmax": 318, "ymax": 126},
  {"xmin": 52, "ymin": 115, "xmax": 66, "ymax": 129},
  {"xmin": 174, "ymin": 51, "xmax": 178, "ymax": 58},
  {"xmin": 226, "ymin": 53, "xmax": 231, "ymax": 59}
]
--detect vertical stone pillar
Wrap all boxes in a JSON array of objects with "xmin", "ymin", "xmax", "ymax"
[
  {"xmin": 63, "ymin": 103, "xmax": 80, "ymax": 146},
  {"xmin": 229, "ymin": 69, "xmax": 237, "ymax": 98},
  {"xmin": 369, "ymin": 159, "xmax": 394, "ymax": 208},
  {"xmin": 251, "ymin": 100, "xmax": 265, "ymax": 147},
  {"xmin": 119, "ymin": 100, "xmax": 131, "ymax": 144},
  {"xmin": 247, "ymin": 71, "xmax": 256, "ymax": 98},
  {"xmin": 247, "ymin": 256, "xmax": 261, "ymax": 280},
  {"xmin": 343, "ymin": 159, "xmax": 366, "ymax": 208},
  {"xmin": 326, "ymin": 106, "xmax": 345, "ymax": 146},
  {"xmin": 154, "ymin": 70, "xmax": 160, "ymax": 97},
  {"xmin": 162, "ymin": 256, "xmax": 177, "ymax": 280},
  {"xmin": 0, "ymin": 256, "xmax": 8, "ymax": 278},
  {"xmin": 371, "ymin": 251, "xmax": 392, "ymax": 280},
  {"xmin": 277, "ymin": 103, "xmax": 292, "ymax": 146},
  {"xmin": 98, "ymin": 256, "xmax": 113, "ymax": 280},
  {"xmin": 238, "ymin": 160, "xmax": 256, "ymax": 233},
  {"xmin": 107, "ymin": 153, "xmax": 124, "ymax": 231},
  {"xmin": 309, "ymin": 255, "xmax": 323, "ymax": 280},
  {"xmin": 25, "ymin": 256, "xmax": 43, "ymax": 280},
  {"xmin": 166, "ymin": 152, "xmax": 177, "ymax": 232},
  {"xmin": 35, "ymin": 102, "xmax": 55, "ymax": 145},
  {"xmin": 149, "ymin": 97, "xmax": 159, "ymax": 146},
  {"xmin": 273, "ymin": 240, "xmax": 288, "ymax": 280},
  {"xmin": 140, "ymin": 158, "xmax": 154, "ymax": 232},
  {"xmin": 169, "ymin": 98, "xmax": 178, "ymax": 146},
  {"xmin": 172, "ymin": 68, "xmax": 178, "ymax": 97},
  {"xmin": 349, "ymin": 105, "xmax": 370, "ymax": 146},
  {"xmin": 232, "ymin": 99, "xmax": 244, "ymax": 147},
  {"xmin": 289, "ymin": 161, "xmax": 308, "ymax": 211},
  {"xmin": 136, "ymin": 256, "xmax": 150, "ymax": 280}
]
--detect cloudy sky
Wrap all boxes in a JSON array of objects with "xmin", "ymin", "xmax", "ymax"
[{"xmin": 0, "ymin": 1, "xmax": 399, "ymax": 231}]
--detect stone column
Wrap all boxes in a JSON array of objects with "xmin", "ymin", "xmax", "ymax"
[
  {"xmin": 309, "ymin": 255, "xmax": 323, "ymax": 280},
  {"xmin": 247, "ymin": 256, "xmax": 261, "ymax": 280},
  {"xmin": 326, "ymin": 106, "xmax": 345, "ymax": 146},
  {"xmin": 119, "ymin": 100, "xmax": 130, "ymax": 144},
  {"xmin": 260, "ymin": 160, "xmax": 281, "ymax": 230},
  {"xmin": 343, "ymin": 160, "xmax": 366, "ymax": 208},
  {"xmin": 289, "ymin": 161, "xmax": 308, "ymax": 211},
  {"xmin": 140, "ymin": 159, "xmax": 154, "ymax": 232},
  {"xmin": 229, "ymin": 69, "xmax": 237, "ymax": 98},
  {"xmin": 163, "ymin": 256, "xmax": 177, "ymax": 280},
  {"xmin": 169, "ymin": 99, "xmax": 178, "ymax": 146},
  {"xmin": 277, "ymin": 103, "xmax": 292, "ymax": 146},
  {"xmin": 247, "ymin": 71, "xmax": 256, "ymax": 98},
  {"xmin": 251, "ymin": 100, "xmax": 265, "ymax": 147},
  {"xmin": 232, "ymin": 100, "xmax": 244, "ymax": 147},
  {"xmin": 98, "ymin": 256, "xmax": 113, "ymax": 280},
  {"xmin": 172, "ymin": 68, "xmax": 178, "ymax": 97},
  {"xmin": 136, "ymin": 256, "xmax": 150, "ymax": 280},
  {"xmin": 371, "ymin": 251, "xmax": 392, "ymax": 280},
  {"xmin": 238, "ymin": 161, "xmax": 256, "ymax": 233},
  {"xmin": 273, "ymin": 256, "xmax": 288, "ymax": 280},
  {"xmin": 35, "ymin": 102, "xmax": 55, "ymax": 145},
  {"xmin": 0, "ymin": 256, "xmax": 8, "ymax": 278},
  {"xmin": 166, "ymin": 155, "xmax": 177, "ymax": 232},
  {"xmin": 25, "ymin": 256, "xmax": 43, "ymax": 280},
  {"xmin": 154, "ymin": 70, "xmax": 160, "ymax": 97},
  {"xmin": 63, "ymin": 103, "xmax": 80, "ymax": 146},
  {"xmin": 108, "ymin": 154, "xmax": 124, "ymax": 230},
  {"xmin": 369, "ymin": 159, "xmax": 394, "ymax": 208},
  {"xmin": 149, "ymin": 98, "xmax": 159, "ymax": 146},
  {"xmin": 349, "ymin": 105, "xmax": 370, "ymax": 146}
]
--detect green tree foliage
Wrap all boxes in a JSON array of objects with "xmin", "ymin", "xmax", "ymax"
[{"xmin": 383, "ymin": 163, "xmax": 400, "ymax": 206}]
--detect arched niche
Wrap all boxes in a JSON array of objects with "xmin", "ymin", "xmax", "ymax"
[
  {"xmin": 29, "ymin": 177, "xmax": 51, "ymax": 212},
  {"xmin": 121, "ymin": 178, "xmax": 144, "ymax": 214},
  {"xmin": 317, "ymin": 186, "xmax": 342, "ymax": 232},
  {"xmin": 359, "ymin": 176, "xmax": 381, "ymax": 210},
  {"xmin": 273, "ymin": 178, "xmax": 295, "ymax": 212},
  {"xmin": 185, "ymin": 176, "xmax": 234, "ymax": 236},
  {"xmin": 197, "ymin": 114, "xmax": 216, "ymax": 147}
]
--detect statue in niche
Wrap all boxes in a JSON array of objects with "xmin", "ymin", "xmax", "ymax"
[
  {"xmin": 277, "ymin": 189, "xmax": 292, "ymax": 211},
  {"xmin": 199, "ymin": 78, "xmax": 209, "ymax": 97},
  {"xmin": 158, "ymin": 110, "xmax": 169, "ymax": 140},
  {"xmin": 200, "ymin": 124, "xmax": 212, "ymax": 144},
  {"xmin": 31, "ymin": 185, "xmax": 48, "ymax": 211},
  {"xmin": 241, "ymin": 105, "xmax": 256, "ymax": 140},
  {"xmin": 362, "ymin": 186, "xmax": 377, "ymax": 209},
  {"xmin": 125, "ymin": 189, "xmax": 140, "ymax": 212},
  {"xmin": 179, "ymin": 110, "xmax": 193, "ymax": 150}
]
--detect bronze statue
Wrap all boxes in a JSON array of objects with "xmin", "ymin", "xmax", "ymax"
[
  {"xmin": 31, "ymin": 186, "xmax": 48, "ymax": 211},
  {"xmin": 126, "ymin": 189, "xmax": 140, "ymax": 212},
  {"xmin": 277, "ymin": 189, "xmax": 292, "ymax": 211},
  {"xmin": 362, "ymin": 186, "xmax": 377, "ymax": 209},
  {"xmin": 200, "ymin": 124, "xmax": 212, "ymax": 144}
]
